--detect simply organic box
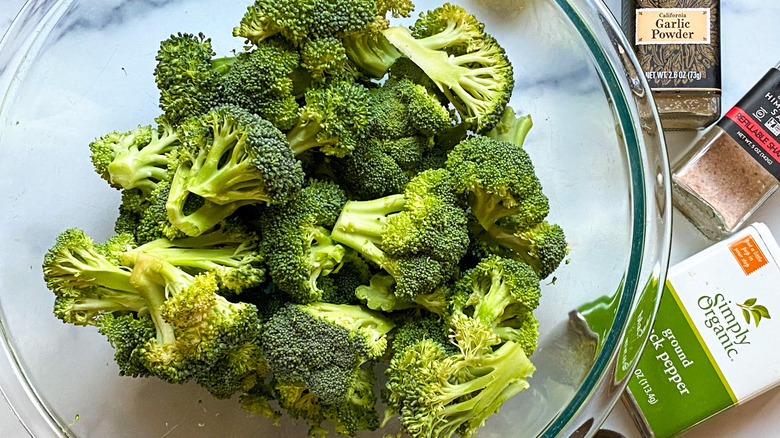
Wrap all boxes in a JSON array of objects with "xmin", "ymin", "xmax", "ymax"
[{"xmin": 624, "ymin": 223, "xmax": 780, "ymax": 438}]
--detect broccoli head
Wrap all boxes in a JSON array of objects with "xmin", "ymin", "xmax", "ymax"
[
  {"xmin": 220, "ymin": 39, "xmax": 310, "ymax": 130},
  {"xmin": 380, "ymin": 4, "xmax": 514, "ymax": 133},
  {"xmin": 446, "ymin": 135, "xmax": 549, "ymax": 231},
  {"xmin": 452, "ymin": 255, "xmax": 541, "ymax": 353},
  {"xmin": 286, "ymin": 77, "xmax": 372, "ymax": 158},
  {"xmin": 385, "ymin": 314, "xmax": 535, "ymax": 438},
  {"xmin": 261, "ymin": 302, "xmax": 394, "ymax": 405},
  {"xmin": 89, "ymin": 122, "xmax": 179, "ymax": 196},
  {"xmin": 331, "ymin": 168, "xmax": 469, "ymax": 300},
  {"xmin": 154, "ymin": 33, "xmax": 233, "ymax": 124}
]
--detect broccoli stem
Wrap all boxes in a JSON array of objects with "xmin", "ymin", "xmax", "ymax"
[
  {"xmin": 307, "ymin": 226, "xmax": 346, "ymax": 279},
  {"xmin": 469, "ymin": 186, "xmax": 518, "ymax": 231},
  {"xmin": 211, "ymin": 56, "xmax": 238, "ymax": 75},
  {"xmin": 166, "ymin": 165, "xmax": 243, "ymax": 236},
  {"xmin": 383, "ymin": 27, "xmax": 456, "ymax": 91},
  {"xmin": 70, "ymin": 293, "xmax": 147, "ymax": 314},
  {"xmin": 129, "ymin": 254, "xmax": 177, "ymax": 345},
  {"xmin": 472, "ymin": 274, "xmax": 514, "ymax": 329},
  {"xmin": 59, "ymin": 247, "xmax": 137, "ymax": 293},
  {"xmin": 342, "ymin": 33, "xmax": 402, "ymax": 78},
  {"xmin": 437, "ymin": 342, "xmax": 532, "ymax": 433},
  {"xmin": 414, "ymin": 23, "xmax": 472, "ymax": 51},
  {"xmin": 286, "ymin": 118, "xmax": 334, "ymax": 156},
  {"xmin": 485, "ymin": 225, "xmax": 539, "ymax": 272},
  {"xmin": 331, "ymin": 194, "xmax": 407, "ymax": 267},
  {"xmin": 186, "ymin": 125, "xmax": 271, "ymax": 205},
  {"xmin": 305, "ymin": 302, "xmax": 395, "ymax": 334}
]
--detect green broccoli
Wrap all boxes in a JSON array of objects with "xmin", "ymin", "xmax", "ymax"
[
  {"xmin": 262, "ymin": 303, "xmax": 394, "ymax": 398},
  {"xmin": 258, "ymin": 180, "xmax": 348, "ymax": 303},
  {"xmin": 261, "ymin": 302, "xmax": 394, "ymax": 434},
  {"xmin": 331, "ymin": 169, "xmax": 469, "ymax": 300},
  {"xmin": 286, "ymin": 77, "xmax": 372, "ymax": 158},
  {"xmin": 165, "ymin": 105, "xmax": 304, "ymax": 236},
  {"xmin": 272, "ymin": 369, "xmax": 380, "ymax": 437},
  {"xmin": 452, "ymin": 255, "xmax": 540, "ymax": 354},
  {"xmin": 89, "ymin": 122, "xmax": 179, "ymax": 196},
  {"xmin": 42, "ymin": 229, "xmax": 262, "ymax": 386},
  {"xmin": 346, "ymin": 4, "xmax": 513, "ymax": 132},
  {"xmin": 388, "ymin": 312, "xmax": 455, "ymax": 360},
  {"xmin": 194, "ymin": 338, "xmax": 270, "ymax": 399},
  {"xmin": 486, "ymin": 105, "xmax": 533, "ymax": 148},
  {"xmin": 330, "ymin": 138, "xmax": 410, "ymax": 200},
  {"xmin": 128, "ymin": 253, "xmax": 261, "ymax": 383},
  {"xmin": 154, "ymin": 33, "xmax": 235, "ymax": 124},
  {"xmin": 318, "ymin": 251, "xmax": 373, "ymax": 305},
  {"xmin": 385, "ymin": 314, "xmax": 535, "ymax": 438},
  {"xmin": 356, "ymin": 273, "xmax": 452, "ymax": 316},
  {"xmin": 483, "ymin": 220, "xmax": 568, "ymax": 280},
  {"xmin": 220, "ymin": 39, "xmax": 310, "ymax": 130},
  {"xmin": 446, "ymin": 135, "xmax": 548, "ymax": 231},
  {"xmin": 233, "ymin": 0, "xmax": 377, "ymax": 77},
  {"xmin": 120, "ymin": 223, "xmax": 266, "ymax": 296}
]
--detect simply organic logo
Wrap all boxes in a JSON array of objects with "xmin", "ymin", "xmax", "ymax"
[
  {"xmin": 698, "ymin": 293, "xmax": 756, "ymax": 359},
  {"xmin": 737, "ymin": 298, "xmax": 772, "ymax": 327}
]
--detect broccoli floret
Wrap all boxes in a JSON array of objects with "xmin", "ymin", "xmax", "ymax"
[
  {"xmin": 372, "ymin": 4, "xmax": 512, "ymax": 133},
  {"xmin": 259, "ymin": 180, "xmax": 348, "ymax": 303},
  {"xmin": 342, "ymin": 0, "xmax": 415, "ymax": 78},
  {"xmin": 234, "ymin": 0, "xmax": 376, "ymax": 46},
  {"xmin": 331, "ymin": 169, "xmax": 469, "ymax": 300},
  {"xmin": 389, "ymin": 312, "xmax": 455, "ymax": 360},
  {"xmin": 233, "ymin": 0, "xmax": 377, "ymax": 77},
  {"xmin": 164, "ymin": 106, "xmax": 304, "ymax": 236},
  {"xmin": 446, "ymin": 135, "xmax": 549, "ymax": 231},
  {"xmin": 319, "ymin": 252, "xmax": 373, "ymax": 305},
  {"xmin": 331, "ymin": 138, "xmax": 410, "ymax": 200},
  {"xmin": 179, "ymin": 105, "xmax": 304, "ymax": 205},
  {"xmin": 300, "ymin": 36, "xmax": 349, "ymax": 79},
  {"xmin": 452, "ymin": 255, "xmax": 540, "ymax": 353},
  {"xmin": 114, "ymin": 189, "xmax": 148, "ymax": 237},
  {"xmin": 42, "ymin": 229, "xmax": 137, "ymax": 301},
  {"xmin": 385, "ymin": 314, "xmax": 535, "ymax": 438},
  {"xmin": 367, "ymin": 74, "xmax": 454, "ymax": 141},
  {"xmin": 220, "ymin": 39, "xmax": 310, "ymax": 130},
  {"xmin": 286, "ymin": 77, "xmax": 372, "ymax": 158},
  {"xmin": 42, "ymin": 230, "xmax": 262, "ymax": 386},
  {"xmin": 128, "ymin": 254, "xmax": 262, "ymax": 384},
  {"xmin": 272, "ymin": 366, "xmax": 380, "ymax": 438},
  {"xmin": 98, "ymin": 313, "xmax": 157, "ymax": 378},
  {"xmin": 89, "ymin": 122, "xmax": 179, "ymax": 196},
  {"xmin": 485, "ymin": 220, "xmax": 567, "ymax": 280},
  {"xmin": 154, "ymin": 33, "xmax": 235, "ymax": 124},
  {"xmin": 343, "ymin": 33, "xmax": 403, "ymax": 79},
  {"xmin": 194, "ymin": 338, "xmax": 270, "ymax": 399},
  {"xmin": 261, "ymin": 303, "xmax": 394, "ymax": 405}
]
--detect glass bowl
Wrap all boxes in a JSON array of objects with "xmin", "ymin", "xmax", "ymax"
[{"xmin": 0, "ymin": 0, "xmax": 671, "ymax": 437}]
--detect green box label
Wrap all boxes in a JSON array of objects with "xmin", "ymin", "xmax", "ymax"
[{"xmin": 627, "ymin": 281, "xmax": 734, "ymax": 438}]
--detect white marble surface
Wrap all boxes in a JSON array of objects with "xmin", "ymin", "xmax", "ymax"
[
  {"xmin": 1, "ymin": 9, "xmax": 33, "ymax": 438},
  {"xmin": 1, "ymin": 0, "xmax": 780, "ymax": 437}
]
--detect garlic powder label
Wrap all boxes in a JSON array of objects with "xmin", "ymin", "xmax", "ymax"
[{"xmin": 635, "ymin": 8, "xmax": 711, "ymax": 45}]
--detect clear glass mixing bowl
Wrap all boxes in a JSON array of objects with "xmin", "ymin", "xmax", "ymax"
[{"xmin": 0, "ymin": 0, "xmax": 671, "ymax": 437}]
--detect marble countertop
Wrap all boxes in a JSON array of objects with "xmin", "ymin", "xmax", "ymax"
[{"xmin": 1, "ymin": 0, "xmax": 779, "ymax": 437}]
